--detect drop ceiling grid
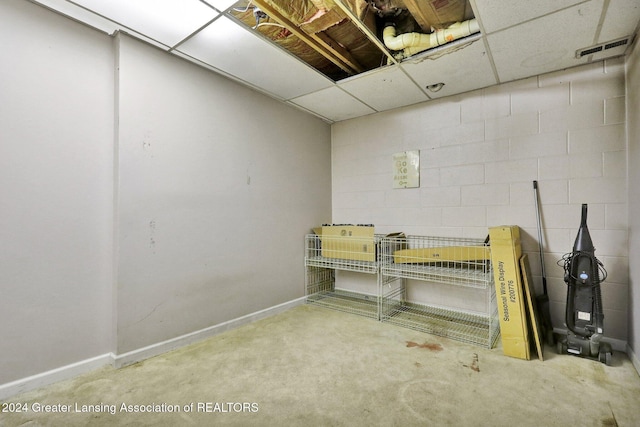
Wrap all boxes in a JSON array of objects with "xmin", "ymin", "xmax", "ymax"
[
  {"xmin": 471, "ymin": 0, "xmax": 588, "ymax": 34},
  {"xmin": 176, "ymin": 15, "xmax": 334, "ymax": 101},
  {"xmin": 289, "ymin": 86, "xmax": 376, "ymax": 122},
  {"xmin": 485, "ymin": 0, "xmax": 604, "ymax": 83},
  {"xmin": 27, "ymin": 0, "xmax": 640, "ymax": 123},
  {"xmin": 597, "ymin": 0, "xmax": 640, "ymax": 43},
  {"xmin": 337, "ymin": 65, "xmax": 429, "ymax": 112},
  {"xmin": 69, "ymin": 0, "xmax": 220, "ymax": 47},
  {"xmin": 400, "ymin": 38, "xmax": 497, "ymax": 100}
]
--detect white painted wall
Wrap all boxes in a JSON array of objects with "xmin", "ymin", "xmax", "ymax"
[
  {"xmin": 626, "ymin": 39, "xmax": 640, "ymax": 363},
  {"xmin": 332, "ymin": 59, "xmax": 630, "ymax": 342},
  {"xmin": 0, "ymin": 1, "xmax": 114, "ymax": 383},
  {"xmin": 115, "ymin": 34, "xmax": 331, "ymax": 353},
  {"xmin": 0, "ymin": 1, "xmax": 332, "ymax": 387}
]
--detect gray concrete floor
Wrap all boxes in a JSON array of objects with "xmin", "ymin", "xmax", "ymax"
[{"xmin": 2, "ymin": 304, "xmax": 640, "ymax": 426}]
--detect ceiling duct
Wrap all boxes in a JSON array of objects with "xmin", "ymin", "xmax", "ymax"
[{"xmin": 575, "ymin": 35, "xmax": 635, "ymax": 61}]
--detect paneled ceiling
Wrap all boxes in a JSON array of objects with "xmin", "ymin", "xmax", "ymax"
[{"xmin": 30, "ymin": 0, "xmax": 640, "ymax": 123}]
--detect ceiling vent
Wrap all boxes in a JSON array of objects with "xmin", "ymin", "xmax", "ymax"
[{"xmin": 575, "ymin": 35, "xmax": 634, "ymax": 60}]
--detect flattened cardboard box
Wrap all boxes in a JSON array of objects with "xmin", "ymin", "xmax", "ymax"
[
  {"xmin": 320, "ymin": 225, "xmax": 375, "ymax": 262},
  {"xmin": 489, "ymin": 226, "xmax": 530, "ymax": 360}
]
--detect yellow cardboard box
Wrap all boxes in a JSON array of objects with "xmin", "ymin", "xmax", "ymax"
[
  {"xmin": 489, "ymin": 226, "xmax": 530, "ymax": 360},
  {"xmin": 320, "ymin": 225, "xmax": 376, "ymax": 262},
  {"xmin": 393, "ymin": 245, "xmax": 490, "ymax": 264}
]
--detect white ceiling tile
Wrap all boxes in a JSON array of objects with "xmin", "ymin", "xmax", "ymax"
[
  {"xmin": 71, "ymin": 0, "xmax": 218, "ymax": 47},
  {"xmin": 201, "ymin": 0, "xmax": 240, "ymax": 12},
  {"xmin": 177, "ymin": 16, "xmax": 332, "ymax": 100},
  {"xmin": 598, "ymin": 0, "xmax": 640, "ymax": 43},
  {"xmin": 338, "ymin": 65, "xmax": 428, "ymax": 112},
  {"xmin": 290, "ymin": 87, "xmax": 376, "ymax": 122},
  {"xmin": 401, "ymin": 38, "xmax": 496, "ymax": 99},
  {"xmin": 487, "ymin": 1, "xmax": 603, "ymax": 83},
  {"xmin": 30, "ymin": 0, "xmax": 120, "ymax": 34},
  {"xmin": 473, "ymin": 0, "xmax": 584, "ymax": 33}
]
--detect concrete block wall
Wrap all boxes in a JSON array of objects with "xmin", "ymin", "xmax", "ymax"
[
  {"xmin": 331, "ymin": 58, "xmax": 628, "ymax": 342},
  {"xmin": 626, "ymin": 36, "xmax": 640, "ymax": 366}
]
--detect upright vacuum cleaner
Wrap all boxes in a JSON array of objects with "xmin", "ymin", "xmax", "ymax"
[{"xmin": 557, "ymin": 204, "xmax": 612, "ymax": 365}]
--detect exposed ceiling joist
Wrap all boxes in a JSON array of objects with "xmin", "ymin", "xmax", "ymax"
[{"xmin": 251, "ymin": 0, "xmax": 365, "ymax": 75}]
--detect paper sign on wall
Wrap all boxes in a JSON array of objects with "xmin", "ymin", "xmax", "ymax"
[{"xmin": 393, "ymin": 150, "xmax": 420, "ymax": 189}]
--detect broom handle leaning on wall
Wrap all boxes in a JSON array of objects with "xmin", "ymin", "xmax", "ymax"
[{"xmin": 533, "ymin": 180, "xmax": 548, "ymax": 294}]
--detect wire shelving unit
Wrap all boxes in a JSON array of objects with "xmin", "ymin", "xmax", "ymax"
[
  {"xmin": 379, "ymin": 235, "xmax": 499, "ymax": 349},
  {"xmin": 304, "ymin": 232, "xmax": 500, "ymax": 348},
  {"xmin": 304, "ymin": 233, "xmax": 383, "ymax": 319}
]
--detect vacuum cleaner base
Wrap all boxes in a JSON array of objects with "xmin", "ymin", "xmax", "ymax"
[{"xmin": 556, "ymin": 332, "xmax": 612, "ymax": 366}]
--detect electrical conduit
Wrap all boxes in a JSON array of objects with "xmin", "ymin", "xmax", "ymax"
[{"xmin": 383, "ymin": 19, "xmax": 480, "ymax": 58}]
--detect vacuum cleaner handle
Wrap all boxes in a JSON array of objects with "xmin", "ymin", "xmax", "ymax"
[{"xmin": 573, "ymin": 203, "xmax": 594, "ymax": 252}]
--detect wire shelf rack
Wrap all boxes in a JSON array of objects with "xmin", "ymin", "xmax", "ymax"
[
  {"xmin": 381, "ymin": 235, "xmax": 492, "ymax": 288},
  {"xmin": 306, "ymin": 289, "xmax": 379, "ymax": 319},
  {"xmin": 304, "ymin": 233, "xmax": 384, "ymax": 274},
  {"xmin": 380, "ymin": 282, "xmax": 500, "ymax": 348},
  {"xmin": 304, "ymin": 232, "xmax": 500, "ymax": 348},
  {"xmin": 304, "ymin": 232, "xmax": 382, "ymax": 319},
  {"xmin": 379, "ymin": 234, "xmax": 499, "ymax": 349}
]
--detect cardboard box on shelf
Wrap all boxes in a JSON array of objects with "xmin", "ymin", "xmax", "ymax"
[
  {"xmin": 489, "ymin": 225, "xmax": 530, "ymax": 360},
  {"xmin": 393, "ymin": 245, "xmax": 490, "ymax": 264},
  {"xmin": 320, "ymin": 225, "xmax": 376, "ymax": 262}
]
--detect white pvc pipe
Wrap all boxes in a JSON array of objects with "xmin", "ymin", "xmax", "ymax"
[{"xmin": 383, "ymin": 19, "xmax": 480, "ymax": 58}]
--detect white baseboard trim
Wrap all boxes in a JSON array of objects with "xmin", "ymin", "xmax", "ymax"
[
  {"xmin": 113, "ymin": 296, "xmax": 306, "ymax": 368},
  {"xmin": 0, "ymin": 353, "xmax": 114, "ymax": 401},
  {"xmin": 0, "ymin": 297, "xmax": 306, "ymax": 400},
  {"xmin": 627, "ymin": 344, "xmax": 640, "ymax": 376}
]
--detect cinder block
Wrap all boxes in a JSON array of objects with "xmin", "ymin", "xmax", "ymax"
[
  {"xmin": 480, "ymin": 85, "xmax": 511, "ymax": 119},
  {"xmin": 603, "ymin": 150, "xmax": 626, "ymax": 178},
  {"xmin": 600, "ymin": 255, "xmax": 629, "ymax": 284},
  {"xmin": 420, "ymin": 186, "xmax": 461, "ymax": 207},
  {"xmin": 589, "ymin": 229, "xmax": 629, "ymax": 257},
  {"xmin": 485, "ymin": 112, "xmax": 538, "ymax": 140},
  {"xmin": 569, "ymin": 177, "xmax": 626, "ymax": 204},
  {"xmin": 600, "ymin": 280, "xmax": 629, "ymax": 312},
  {"xmin": 462, "ymin": 139, "xmax": 510, "ymax": 164},
  {"xmin": 538, "ymin": 156, "xmax": 570, "ymax": 180},
  {"xmin": 604, "ymin": 203, "xmax": 628, "ymax": 230},
  {"xmin": 441, "ymin": 206, "xmax": 487, "ymax": 227},
  {"xmin": 569, "ymin": 124, "xmax": 625, "ymax": 153},
  {"xmin": 439, "ymin": 121, "xmax": 485, "ymax": 146},
  {"xmin": 572, "ymin": 71, "xmax": 625, "ymax": 105},
  {"xmin": 540, "ymin": 102, "xmax": 605, "ymax": 133},
  {"xmin": 533, "ymin": 180, "xmax": 569, "ymax": 205},
  {"xmin": 512, "ymin": 83, "xmax": 570, "ymax": 115},
  {"xmin": 487, "ymin": 204, "xmax": 536, "ymax": 227},
  {"xmin": 510, "ymin": 131, "xmax": 568, "ymax": 159},
  {"xmin": 540, "ymin": 204, "xmax": 592, "ymax": 229},
  {"xmin": 605, "ymin": 96, "xmax": 626, "ymax": 125},
  {"xmin": 423, "ymin": 145, "xmax": 461, "ymax": 168},
  {"xmin": 385, "ymin": 188, "xmax": 421, "ymax": 208},
  {"xmin": 600, "ymin": 308, "xmax": 628, "ymax": 341},
  {"xmin": 485, "ymin": 158, "xmax": 537, "ymax": 183},
  {"xmin": 440, "ymin": 164, "xmax": 485, "ymax": 185},
  {"xmin": 461, "ymin": 183, "xmax": 510, "ymax": 206},
  {"xmin": 509, "ymin": 182, "xmax": 537, "ymax": 206},
  {"xmin": 460, "ymin": 93, "xmax": 484, "ymax": 123},
  {"xmin": 568, "ymin": 153, "xmax": 603, "ymax": 179}
]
